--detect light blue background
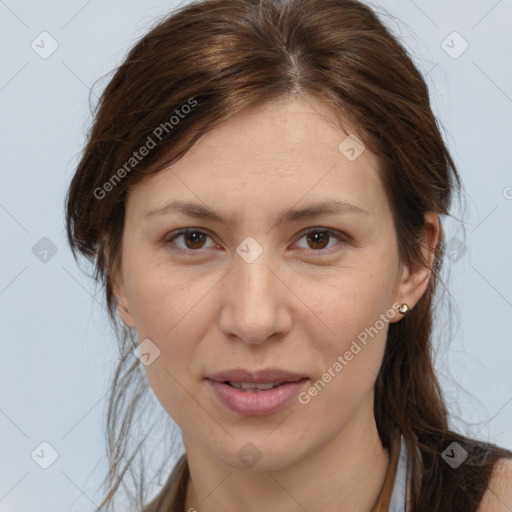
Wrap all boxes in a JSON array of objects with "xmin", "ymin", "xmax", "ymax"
[{"xmin": 1, "ymin": 0, "xmax": 511, "ymax": 510}]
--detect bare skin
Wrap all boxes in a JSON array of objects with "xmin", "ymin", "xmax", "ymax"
[{"xmin": 113, "ymin": 93, "xmax": 439, "ymax": 512}]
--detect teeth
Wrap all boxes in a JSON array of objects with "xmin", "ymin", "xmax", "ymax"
[{"xmin": 228, "ymin": 381, "xmax": 283, "ymax": 390}]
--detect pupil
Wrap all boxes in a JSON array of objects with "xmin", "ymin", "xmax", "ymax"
[
  {"xmin": 186, "ymin": 231, "xmax": 205, "ymax": 249},
  {"xmin": 308, "ymin": 231, "xmax": 328, "ymax": 249}
]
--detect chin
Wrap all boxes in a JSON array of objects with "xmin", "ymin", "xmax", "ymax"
[{"xmin": 207, "ymin": 431, "xmax": 307, "ymax": 473}]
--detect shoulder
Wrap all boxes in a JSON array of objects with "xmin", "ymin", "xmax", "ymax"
[{"xmin": 477, "ymin": 458, "xmax": 512, "ymax": 512}]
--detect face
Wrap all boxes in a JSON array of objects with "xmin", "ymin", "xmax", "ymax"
[{"xmin": 114, "ymin": 94, "xmax": 437, "ymax": 472}]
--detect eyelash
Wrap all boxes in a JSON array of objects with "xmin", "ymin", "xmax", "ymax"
[{"xmin": 163, "ymin": 227, "xmax": 349, "ymax": 257}]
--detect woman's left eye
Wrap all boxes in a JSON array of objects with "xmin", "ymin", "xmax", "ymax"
[
  {"xmin": 163, "ymin": 228, "xmax": 347, "ymax": 256},
  {"xmin": 294, "ymin": 228, "xmax": 347, "ymax": 253}
]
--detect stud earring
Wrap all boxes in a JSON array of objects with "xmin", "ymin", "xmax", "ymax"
[
  {"xmin": 398, "ymin": 303, "xmax": 409, "ymax": 315},
  {"xmin": 122, "ymin": 305, "xmax": 129, "ymax": 313}
]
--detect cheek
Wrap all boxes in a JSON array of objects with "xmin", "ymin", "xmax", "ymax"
[
  {"xmin": 121, "ymin": 255, "xmax": 214, "ymax": 424},
  {"xmin": 124, "ymin": 252, "xmax": 196, "ymax": 340},
  {"xmin": 127, "ymin": 268, "xmax": 201, "ymax": 363},
  {"xmin": 297, "ymin": 302, "xmax": 391, "ymax": 435},
  {"xmin": 302, "ymin": 260, "xmax": 397, "ymax": 348},
  {"xmin": 297, "ymin": 255, "xmax": 397, "ymax": 399},
  {"xmin": 130, "ymin": 283, "xmax": 201, "ymax": 428}
]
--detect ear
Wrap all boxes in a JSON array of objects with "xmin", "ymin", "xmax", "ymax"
[
  {"xmin": 111, "ymin": 269, "xmax": 136, "ymax": 328},
  {"xmin": 389, "ymin": 212, "xmax": 440, "ymax": 323}
]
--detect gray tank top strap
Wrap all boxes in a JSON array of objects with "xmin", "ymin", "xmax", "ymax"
[{"xmin": 388, "ymin": 435, "xmax": 409, "ymax": 512}]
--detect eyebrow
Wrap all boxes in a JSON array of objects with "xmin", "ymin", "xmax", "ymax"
[{"xmin": 143, "ymin": 199, "xmax": 369, "ymax": 226}]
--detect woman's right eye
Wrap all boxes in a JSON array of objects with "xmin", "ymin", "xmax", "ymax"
[{"xmin": 164, "ymin": 229, "xmax": 217, "ymax": 255}]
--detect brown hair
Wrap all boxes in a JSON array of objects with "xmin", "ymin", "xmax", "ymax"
[{"xmin": 65, "ymin": 0, "xmax": 512, "ymax": 510}]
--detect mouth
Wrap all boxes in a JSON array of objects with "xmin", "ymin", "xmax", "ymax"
[
  {"xmin": 205, "ymin": 368, "xmax": 309, "ymax": 416},
  {"xmin": 222, "ymin": 379, "xmax": 306, "ymax": 391},
  {"xmin": 206, "ymin": 368, "xmax": 308, "ymax": 384}
]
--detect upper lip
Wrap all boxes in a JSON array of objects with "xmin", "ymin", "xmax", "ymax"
[{"xmin": 206, "ymin": 368, "xmax": 308, "ymax": 384}]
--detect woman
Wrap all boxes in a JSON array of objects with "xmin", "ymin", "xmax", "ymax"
[{"xmin": 64, "ymin": 0, "xmax": 512, "ymax": 510}]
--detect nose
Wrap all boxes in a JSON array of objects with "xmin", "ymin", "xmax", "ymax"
[{"xmin": 218, "ymin": 248, "xmax": 292, "ymax": 345}]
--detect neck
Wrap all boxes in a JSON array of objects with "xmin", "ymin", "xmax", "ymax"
[{"xmin": 183, "ymin": 393, "xmax": 391, "ymax": 512}]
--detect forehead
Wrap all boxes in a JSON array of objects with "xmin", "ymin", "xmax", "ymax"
[
  {"xmin": 125, "ymin": 95, "xmax": 389, "ymax": 222},
  {"xmin": 183, "ymin": 95, "xmax": 372, "ymax": 170}
]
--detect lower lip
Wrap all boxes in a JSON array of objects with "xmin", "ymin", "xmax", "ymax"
[{"xmin": 207, "ymin": 379, "xmax": 309, "ymax": 416}]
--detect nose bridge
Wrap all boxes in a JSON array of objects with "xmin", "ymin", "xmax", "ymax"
[
  {"xmin": 220, "ymin": 235, "xmax": 288, "ymax": 343},
  {"xmin": 237, "ymin": 245, "xmax": 273, "ymax": 295},
  {"xmin": 234, "ymin": 235, "xmax": 279, "ymax": 309}
]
